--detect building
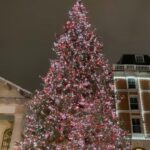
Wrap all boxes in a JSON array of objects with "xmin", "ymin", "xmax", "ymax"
[
  {"xmin": 0, "ymin": 76, "xmax": 31, "ymax": 150},
  {"xmin": 113, "ymin": 54, "xmax": 150, "ymax": 150},
  {"xmin": 1, "ymin": 54, "xmax": 150, "ymax": 150}
]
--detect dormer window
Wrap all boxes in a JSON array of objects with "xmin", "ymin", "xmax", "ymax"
[{"xmin": 135, "ymin": 55, "xmax": 144, "ymax": 64}]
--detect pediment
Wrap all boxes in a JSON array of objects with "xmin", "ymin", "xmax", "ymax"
[{"xmin": 0, "ymin": 76, "xmax": 32, "ymax": 104}]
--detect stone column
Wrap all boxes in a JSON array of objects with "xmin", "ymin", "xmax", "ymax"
[{"xmin": 9, "ymin": 114, "xmax": 24, "ymax": 150}]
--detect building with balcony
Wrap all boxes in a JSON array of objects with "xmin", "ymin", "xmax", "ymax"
[
  {"xmin": 0, "ymin": 77, "xmax": 31, "ymax": 150},
  {"xmin": 113, "ymin": 54, "xmax": 150, "ymax": 150}
]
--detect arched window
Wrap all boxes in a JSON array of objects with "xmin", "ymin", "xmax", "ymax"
[
  {"xmin": 1, "ymin": 128, "xmax": 13, "ymax": 150},
  {"xmin": 133, "ymin": 147, "xmax": 145, "ymax": 150}
]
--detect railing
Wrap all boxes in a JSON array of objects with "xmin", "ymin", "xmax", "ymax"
[
  {"xmin": 126, "ymin": 133, "xmax": 150, "ymax": 140},
  {"xmin": 113, "ymin": 64, "xmax": 150, "ymax": 72}
]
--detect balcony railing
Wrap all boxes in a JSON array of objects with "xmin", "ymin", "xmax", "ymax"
[
  {"xmin": 126, "ymin": 133, "xmax": 150, "ymax": 140},
  {"xmin": 113, "ymin": 64, "xmax": 150, "ymax": 72}
]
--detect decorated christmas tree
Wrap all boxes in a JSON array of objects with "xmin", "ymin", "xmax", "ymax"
[{"xmin": 19, "ymin": 0, "xmax": 129, "ymax": 149}]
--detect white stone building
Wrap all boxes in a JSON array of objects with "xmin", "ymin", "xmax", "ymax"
[{"xmin": 0, "ymin": 76, "xmax": 31, "ymax": 150}]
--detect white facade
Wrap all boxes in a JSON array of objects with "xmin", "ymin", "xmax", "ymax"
[{"xmin": 0, "ymin": 77, "xmax": 31, "ymax": 150}]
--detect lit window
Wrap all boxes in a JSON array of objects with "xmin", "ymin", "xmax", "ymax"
[
  {"xmin": 132, "ymin": 118, "xmax": 141, "ymax": 133},
  {"xmin": 135, "ymin": 55, "xmax": 144, "ymax": 64},
  {"xmin": 1, "ymin": 128, "xmax": 12, "ymax": 150},
  {"xmin": 133, "ymin": 147, "xmax": 145, "ymax": 150},
  {"xmin": 128, "ymin": 78, "xmax": 136, "ymax": 89},
  {"xmin": 130, "ymin": 97, "xmax": 139, "ymax": 110}
]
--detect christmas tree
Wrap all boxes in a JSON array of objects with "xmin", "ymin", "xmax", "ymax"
[{"xmin": 19, "ymin": 0, "xmax": 129, "ymax": 149}]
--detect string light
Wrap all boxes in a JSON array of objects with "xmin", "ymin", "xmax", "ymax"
[{"xmin": 18, "ymin": 0, "xmax": 130, "ymax": 149}]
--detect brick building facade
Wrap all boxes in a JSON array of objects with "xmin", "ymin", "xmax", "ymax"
[{"xmin": 114, "ymin": 54, "xmax": 150, "ymax": 150}]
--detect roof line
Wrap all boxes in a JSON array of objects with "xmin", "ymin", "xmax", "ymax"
[{"xmin": 0, "ymin": 76, "xmax": 32, "ymax": 95}]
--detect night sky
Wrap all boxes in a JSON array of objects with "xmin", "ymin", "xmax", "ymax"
[{"xmin": 0, "ymin": 0, "xmax": 150, "ymax": 92}]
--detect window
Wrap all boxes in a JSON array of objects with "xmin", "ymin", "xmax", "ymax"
[
  {"xmin": 133, "ymin": 147, "xmax": 145, "ymax": 150},
  {"xmin": 135, "ymin": 55, "xmax": 144, "ymax": 64},
  {"xmin": 130, "ymin": 97, "xmax": 139, "ymax": 110},
  {"xmin": 1, "ymin": 128, "xmax": 12, "ymax": 150},
  {"xmin": 132, "ymin": 118, "xmax": 141, "ymax": 133},
  {"xmin": 128, "ymin": 78, "xmax": 136, "ymax": 89}
]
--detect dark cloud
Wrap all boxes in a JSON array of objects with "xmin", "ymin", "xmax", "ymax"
[{"xmin": 0, "ymin": 0, "xmax": 150, "ymax": 92}]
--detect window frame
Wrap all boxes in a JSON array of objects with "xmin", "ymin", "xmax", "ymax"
[
  {"xmin": 129, "ymin": 96, "xmax": 139, "ymax": 110},
  {"xmin": 131, "ymin": 118, "xmax": 142, "ymax": 133},
  {"xmin": 135, "ymin": 55, "xmax": 145, "ymax": 64},
  {"xmin": 127, "ymin": 78, "xmax": 136, "ymax": 89}
]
